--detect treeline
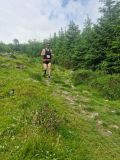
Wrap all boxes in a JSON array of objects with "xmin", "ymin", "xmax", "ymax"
[
  {"xmin": 0, "ymin": 39, "xmax": 43, "ymax": 57},
  {"xmin": 49, "ymin": 0, "xmax": 120, "ymax": 74},
  {"xmin": 0, "ymin": 0, "xmax": 120, "ymax": 74}
]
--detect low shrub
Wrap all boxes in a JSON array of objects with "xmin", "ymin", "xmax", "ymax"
[
  {"xmin": 32, "ymin": 103, "xmax": 63, "ymax": 132},
  {"xmin": 100, "ymin": 75, "xmax": 120, "ymax": 100},
  {"xmin": 73, "ymin": 70, "xmax": 120, "ymax": 100},
  {"xmin": 72, "ymin": 69, "xmax": 96, "ymax": 85}
]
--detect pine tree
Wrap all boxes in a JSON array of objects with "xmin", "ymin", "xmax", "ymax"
[
  {"xmin": 65, "ymin": 21, "xmax": 80, "ymax": 68},
  {"xmin": 97, "ymin": 0, "xmax": 120, "ymax": 73},
  {"xmin": 72, "ymin": 17, "xmax": 94, "ymax": 70}
]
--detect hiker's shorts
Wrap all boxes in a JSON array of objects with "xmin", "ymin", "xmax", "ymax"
[{"xmin": 43, "ymin": 60, "xmax": 51, "ymax": 65}]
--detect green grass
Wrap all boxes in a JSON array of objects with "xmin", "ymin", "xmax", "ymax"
[
  {"xmin": 72, "ymin": 69, "xmax": 120, "ymax": 100},
  {"xmin": 0, "ymin": 53, "xmax": 120, "ymax": 160}
]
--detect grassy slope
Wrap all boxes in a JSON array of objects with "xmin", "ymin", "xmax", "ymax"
[{"xmin": 0, "ymin": 53, "xmax": 120, "ymax": 160}]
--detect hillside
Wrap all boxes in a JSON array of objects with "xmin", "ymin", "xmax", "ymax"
[{"xmin": 0, "ymin": 53, "xmax": 120, "ymax": 160}]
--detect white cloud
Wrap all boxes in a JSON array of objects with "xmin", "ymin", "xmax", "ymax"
[{"xmin": 0, "ymin": 0, "xmax": 102, "ymax": 43}]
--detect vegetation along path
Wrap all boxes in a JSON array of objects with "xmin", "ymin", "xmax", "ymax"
[{"xmin": 0, "ymin": 53, "xmax": 120, "ymax": 160}]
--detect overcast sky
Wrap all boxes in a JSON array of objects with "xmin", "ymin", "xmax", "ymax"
[{"xmin": 0, "ymin": 0, "xmax": 102, "ymax": 43}]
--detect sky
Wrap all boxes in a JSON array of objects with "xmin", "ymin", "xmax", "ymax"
[{"xmin": 0, "ymin": 0, "xmax": 102, "ymax": 43}]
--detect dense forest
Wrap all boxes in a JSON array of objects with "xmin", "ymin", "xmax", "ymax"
[{"xmin": 0, "ymin": 0, "xmax": 120, "ymax": 74}]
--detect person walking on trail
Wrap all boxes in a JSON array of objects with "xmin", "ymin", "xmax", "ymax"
[{"xmin": 41, "ymin": 43, "xmax": 53, "ymax": 79}]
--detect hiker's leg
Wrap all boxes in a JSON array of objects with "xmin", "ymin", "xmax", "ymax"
[
  {"xmin": 43, "ymin": 63, "xmax": 47, "ymax": 77},
  {"xmin": 48, "ymin": 62, "xmax": 51, "ymax": 77}
]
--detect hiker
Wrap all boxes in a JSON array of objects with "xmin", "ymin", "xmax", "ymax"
[{"xmin": 41, "ymin": 43, "xmax": 53, "ymax": 78}]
